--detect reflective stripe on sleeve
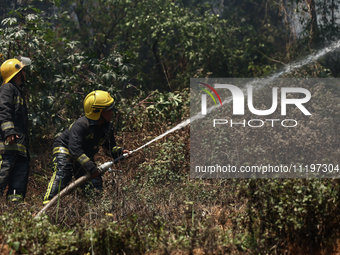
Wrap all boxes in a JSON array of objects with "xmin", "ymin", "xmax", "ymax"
[
  {"xmin": 111, "ymin": 146, "xmax": 121, "ymax": 154},
  {"xmin": 77, "ymin": 154, "xmax": 90, "ymax": 165},
  {"xmin": 1, "ymin": 121, "xmax": 14, "ymax": 131},
  {"xmin": 0, "ymin": 142, "xmax": 27, "ymax": 154},
  {"xmin": 53, "ymin": 147, "xmax": 70, "ymax": 155}
]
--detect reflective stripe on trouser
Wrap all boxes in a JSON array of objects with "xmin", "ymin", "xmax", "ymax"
[
  {"xmin": 0, "ymin": 154, "xmax": 29, "ymax": 199},
  {"xmin": 43, "ymin": 152, "xmax": 102, "ymax": 204},
  {"xmin": 7, "ymin": 194, "xmax": 23, "ymax": 202}
]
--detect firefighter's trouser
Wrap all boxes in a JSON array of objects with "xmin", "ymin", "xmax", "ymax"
[
  {"xmin": 0, "ymin": 154, "xmax": 30, "ymax": 202},
  {"xmin": 43, "ymin": 150, "xmax": 102, "ymax": 204}
]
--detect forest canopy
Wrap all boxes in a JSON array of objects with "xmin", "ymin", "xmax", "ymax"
[{"xmin": 1, "ymin": 0, "xmax": 339, "ymax": 136}]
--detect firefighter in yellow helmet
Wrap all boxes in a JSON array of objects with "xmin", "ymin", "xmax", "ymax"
[
  {"xmin": 43, "ymin": 90, "xmax": 131, "ymax": 204},
  {"xmin": 0, "ymin": 57, "xmax": 31, "ymax": 202}
]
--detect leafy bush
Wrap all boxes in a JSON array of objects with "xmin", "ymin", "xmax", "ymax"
[
  {"xmin": 0, "ymin": 211, "xmax": 80, "ymax": 254},
  {"xmin": 0, "ymin": 6, "xmax": 137, "ymax": 138},
  {"xmin": 239, "ymin": 178, "xmax": 340, "ymax": 253}
]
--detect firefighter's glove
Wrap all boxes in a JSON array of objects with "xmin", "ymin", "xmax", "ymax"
[
  {"xmin": 90, "ymin": 167, "xmax": 101, "ymax": 179},
  {"xmin": 5, "ymin": 135, "xmax": 19, "ymax": 145}
]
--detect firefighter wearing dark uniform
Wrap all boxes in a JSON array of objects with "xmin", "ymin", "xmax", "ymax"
[
  {"xmin": 0, "ymin": 57, "xmax": 31, "ymax": 202},
  {"xmin": 43, "ymin": 90, "xmax": 130, "ymax": 204}
]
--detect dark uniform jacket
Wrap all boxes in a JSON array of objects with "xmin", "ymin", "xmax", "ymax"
[
  {"xmin": 0, "ymin": 82, "xmax": 29, "ymax": 157},
  {"xmin": 54, "ymin": 116, "xmax": 123, "ymax": 173}
]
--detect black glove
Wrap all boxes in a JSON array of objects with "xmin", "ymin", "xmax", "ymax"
[{"xmin": 90, "ymin": 167, "xmax": 101, "ymax": 179}]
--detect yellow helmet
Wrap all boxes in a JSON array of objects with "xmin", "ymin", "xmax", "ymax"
[
  {"xmin": 0, "ymin": 57, "xmax": 31, "ymax": 85},
  {"xmin": 84, "ymin": 90, "xmax": 114, "ymax": 120}
]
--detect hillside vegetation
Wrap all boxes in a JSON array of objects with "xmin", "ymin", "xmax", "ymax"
[{"xmin": 1, "ymin": 0, "xmax": 340, "ymax": 254}]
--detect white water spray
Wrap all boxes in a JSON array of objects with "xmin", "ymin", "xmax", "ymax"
[
  {"xmin": 129, "ymin": 118, "xmax": 190, "ymax": 154},
  {"xmin": 129, "ymin": 39, "xmax": 340, "ymax": 154}
]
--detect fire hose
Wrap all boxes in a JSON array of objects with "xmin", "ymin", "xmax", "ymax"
[{"xmin": 34, "ymin": 152, "xmax": 130, "ymax": 218}]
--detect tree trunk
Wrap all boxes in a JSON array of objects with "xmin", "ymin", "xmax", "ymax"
[{"xmin": 305, "ymin": 0, "xmax": 318, "ymax": 42}]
